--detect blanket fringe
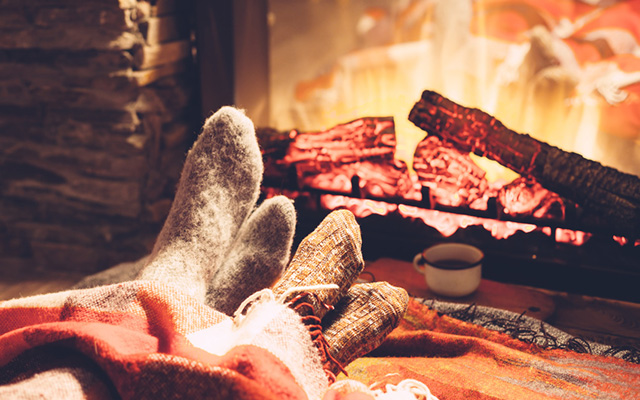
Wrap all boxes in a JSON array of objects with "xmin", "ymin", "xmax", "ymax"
[
  {"xmin": 287, "ymin": 290, "xmax": 348, "ymax": 383},
  {"xmin": 330, "ymin": 378, "xmax": 439, "ymax": 400},
  {"xmin": 370, "ymin": 378, "xmax": 439, "ymax": 400}
]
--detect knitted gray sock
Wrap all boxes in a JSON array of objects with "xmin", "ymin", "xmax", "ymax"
[
  {"xmin": 137, "ymin": 106, "xmax": 263, "ymax": 301},
  {"xmin": 206, "ymin": 195, "xmax": 296, "ymax": 314}
]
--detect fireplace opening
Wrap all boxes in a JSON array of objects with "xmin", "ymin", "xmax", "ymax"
[{"xmin": 229, "ymin": 1, "xmax": 640, "ymax": 302}]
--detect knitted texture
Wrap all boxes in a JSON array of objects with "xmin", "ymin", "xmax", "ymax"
[
  {"xmin": 238, "ymin": 299, "xmax": 329, "ymax": 400},
  {"xmin": 272, "ymin": 210, "xmax": 365, "ymax": 319},
  {"xmin": 0, "ymin": 281, "xmax": 315, "ymax": 400},
  {"xmin": 188, "ymin": 292, "xmax": 329, "ymax": 400},
  {"xmin": 3, "ymin": 283, "xmax": 640, "ymax": 399},
  {"xmin": 207, "ymin": 195, "xmax": 297, "ymax": 315},
  {"xmin": 74, "ymin": 196, "xmax": 295, "ymax": 315},
  {"xmin": 138, "ymin": 106, "xmax": 263, "ymax": 301},
  {"xmin": 321, "ymin": 282, "xmax": 409, "ymax": 372}
]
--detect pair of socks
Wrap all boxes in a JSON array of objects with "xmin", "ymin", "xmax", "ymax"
[
  {"xmin": 137, "ymin": 106, "xmax": 295, "ymax": 314},
  {"xmin": 272, "ymin": 209, "xmax": 409, "ymax": 379},
  {"xmin": 79, "ymin": 105, "xmax": 408, "ymax": 378}
]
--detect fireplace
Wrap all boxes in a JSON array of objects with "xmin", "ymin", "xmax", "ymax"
[
  {"xmin": 1, "ymin": 1, "xmax": 638, "ymax": 302},
  {"xmin": 228, "ymin": 1, "xmax": 640, "ymax": 302}
]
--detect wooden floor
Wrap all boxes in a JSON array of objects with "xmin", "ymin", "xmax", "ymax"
[
  {"xmin": 365, "ymin": 258, "xmax": 640, "ymax": 349},
  {"xmin": 1, "ymin": 259, "xmax": 639, "ymax": 350}
]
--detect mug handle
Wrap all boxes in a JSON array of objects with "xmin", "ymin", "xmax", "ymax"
[{"xmin": 413, "ymin": 252, "xmax": 426, "ymax": 274}]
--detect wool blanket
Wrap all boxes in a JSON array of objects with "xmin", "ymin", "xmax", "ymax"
[
  {"xmin": 354, "ymin": 299, "xmax": 640, "ymax": 399},
  {"xmin": 1, "ymin": 281, "xmax": 639, "ymax": 399},
  {"xmin": 0, "ymin": 281, "xmax": 317, "ymax": 400}
]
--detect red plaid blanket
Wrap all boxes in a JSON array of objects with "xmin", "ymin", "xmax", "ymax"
[{"xmin": 1, "ymin": 282, "xmax": 639, "ymax": 399}]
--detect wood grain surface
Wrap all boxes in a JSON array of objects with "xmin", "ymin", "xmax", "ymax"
[
  {"xmin": 363, "ymin": 258, "xmax": 556, "ymax": 321},
  {"xmin": 363, "ymin": 257, "xmax": 640, "ymax": 349}
]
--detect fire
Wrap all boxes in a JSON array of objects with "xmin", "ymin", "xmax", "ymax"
[
  {"xmin": 261, "ymin": 1, "xmax": 640, "ymax": 247},
  {"xmin": 397, "ymin": 203, "xmax": 537, "ymax": 239},
  {"xmin": 267, "ymin": 113, "xmax": 626, "ymax": 246},
  {"xmin": 320, "ymin": 195, "xmax": 539, "ymax": 240},
  {"xmin": 269, "ymin": 0, "xmax": 640, "ymax": 179},
  {"xmin": 554, "ymin": 228, "xmax": 591, "ymax": 246},
  {"xmin": 320, "ymin": 195, "xmax": 594, "ymax": 246}
]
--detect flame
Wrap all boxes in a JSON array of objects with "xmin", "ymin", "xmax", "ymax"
[
  {"xmin": 554, "ymin": 228, "xmax": 591, "ymax": 246},
  {"xmin": 271, "ymin": 0, "xmax": 640, "ymax": 181},
  {"xmin": 612, "ymin": 236, "xmax": 640, "ymax": 247},
  {"xmin": 397, "ymin": 203, "xmax": 537, "ymax": 239},
  {"xmin": 264, "ymin": 1, "xmax": 640, "ymax": 247}
]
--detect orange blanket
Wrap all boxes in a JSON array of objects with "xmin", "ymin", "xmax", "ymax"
[
  {"xmin": 1, "ymin": 282, "xmax": 639, "ymax": 399},
  {"xmin": 352, "ymin": 300, "xmax": 640, "ymax": 399}
]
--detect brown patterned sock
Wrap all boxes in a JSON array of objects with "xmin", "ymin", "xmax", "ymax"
[
  {"xmin": 206, "ymin": 195, "xmax": 296, "ymax": 315},
  {"xmin": 272, "ymin": 209, "xmax": 365, "ymax": 319},
  {"xmin": 137, "ymin": 107, "xmax": 263, "ymax": 301},
  {"xmin": 321, "ymin": 281, "xmax": 409, "ymax": 374}
]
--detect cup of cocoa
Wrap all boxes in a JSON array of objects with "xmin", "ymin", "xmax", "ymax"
[{"xmin": 413, "ymin": 243, "xmax": 483, "ymax": 297}]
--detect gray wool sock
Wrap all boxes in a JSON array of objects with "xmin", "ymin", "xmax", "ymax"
[
  {"xmin": 137, "ymin": 106, "xmax": 263, "ymax": 301},
  {"xmin": 206, "ymin": 195, "xmax": 296, "ymax": 314}
]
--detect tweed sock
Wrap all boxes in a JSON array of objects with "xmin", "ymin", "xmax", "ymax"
[
  {"xmin": 321, "ymin": 281, "xmax": 409, "ymax": 374},
  {"xmin": 138, "ymin": 107, "xmax": 263, "ymax": 301},
  {"xmin": 206, "ymin": 195, "xmax": 297, "ymax": 315},
  {"xmin": 272, "ymin": 209, "xmax": 365, "ymax": 320}
]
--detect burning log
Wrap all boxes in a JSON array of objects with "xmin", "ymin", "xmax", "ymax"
[
  {"xmin": 409, "ymin": 90, "xmax": 640, "ymax": 237},
  {"xmin": 413, "ymin": 135, "xmax": 489, "ymax": 208},
  {"xmin": 498, "ymin": 177, "xmax": 565, "ymax": 221},
  {"xmin": 258, "ymin": 117, "xmax": 408, "ymax": 196},
  {"xmin": 283, "ymin": 116, "xmax": 397, "ymax": 165}
]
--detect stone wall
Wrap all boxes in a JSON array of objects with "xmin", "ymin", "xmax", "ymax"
[{"xmin": 0, "ymin": 0, "xmax": 198, "ymax": 274}]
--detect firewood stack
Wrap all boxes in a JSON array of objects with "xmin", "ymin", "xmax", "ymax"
[{"xmin": 0, "ymin": 0, "xmax": 198, "ymax": 275}]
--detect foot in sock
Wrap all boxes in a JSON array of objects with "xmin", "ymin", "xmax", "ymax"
[
  {"xmin": 206, "ymin": 195, "xmax": 296, "ymax": 314},
  {"xmin": 137, "ymin": 106, "xmax": 263, "ymax": 301},
  {"xmin": 272, "ymin": 209, "xmax": 365, "ymax": 319},
  {"xmin": 321, "ymin": 282, "xmax": 409, "ymax": 375}
]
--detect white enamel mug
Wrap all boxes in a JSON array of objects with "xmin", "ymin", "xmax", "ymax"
[{"xmin": 413, "ymin": 243, "xmax": 483, "ymax": 297}]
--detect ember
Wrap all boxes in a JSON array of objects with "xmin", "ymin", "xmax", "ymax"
[
  {"xmin": 412, "ymin": 136, "xmax": 489, "ymax": 208},
  {"xmin": 281, "ymin": 117, "xmax": 421, "ymax": 201}
]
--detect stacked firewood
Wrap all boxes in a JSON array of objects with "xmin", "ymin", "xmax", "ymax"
[{"xmin": 0, "ymin": 0, "xmax": 197, "ymax": 274}]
